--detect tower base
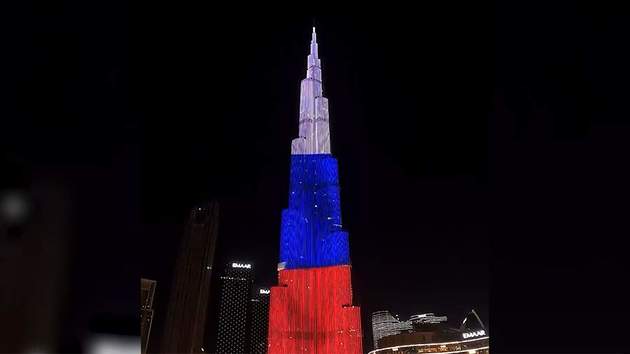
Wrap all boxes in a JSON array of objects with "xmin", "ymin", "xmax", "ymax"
[{"xmin": 268, "ymin": 265, "xmax": 362, "ymax": 354}]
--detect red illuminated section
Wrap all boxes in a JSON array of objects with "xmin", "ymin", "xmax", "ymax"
[{"xmin": 268, "ymin": 265, "xmax": 362, "ymax": 353}]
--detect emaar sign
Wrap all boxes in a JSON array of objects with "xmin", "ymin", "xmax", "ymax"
[
  {"xmin": 462, "ymin": 330, "xmax": 486, "ymax": 339},
  {"xmin": 231, "ymin": 262, "xmax": 251, "ymax": 269}
]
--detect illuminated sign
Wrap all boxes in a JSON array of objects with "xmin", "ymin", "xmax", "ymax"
[
  {"xmin": 231, "ymin": 262, "xmax": 251, "ymax": 269},
  {"xmin": 462, "ymin": 330, "xmax": 486, "ymax": 339},
  {"xmin": 259, "ymin": 289, "xmax": 270, "ymax": 294}
]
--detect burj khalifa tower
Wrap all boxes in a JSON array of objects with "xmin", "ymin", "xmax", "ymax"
[{"xmin": 267, "ymin": 27, "xmax": 363, "ymax": 354}]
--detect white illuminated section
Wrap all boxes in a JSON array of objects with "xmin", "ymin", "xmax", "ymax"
[
  {"xmin": 371, "ymin": 311, "xmax": 413, "ymax": 348},
  {"xmin": 0, "ymin": 190, "xmax": 30, "ymax": 223},
  {"xmin": 291, "ymin": 27, "xmax": 331, "ymax": 155},
  {"xmin": 231, "ymin": 262, "xmax": 251, "ymax": 269},
  {"xmin": 462, "ymin": 330, "xmax": 486, "ymax": 339},
  {"xmin": 86, "ymin": 335, "xmax": 140, "ymax": 354},
  {"xmin": 259, "ymin": 289, "xmax": 270, "ymax": 294},
  {"xmin": 409, "ymin": 313, "xmax": 448, "ymax": 324}
]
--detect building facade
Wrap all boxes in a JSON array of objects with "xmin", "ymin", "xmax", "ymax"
[
  {"xmin": 369, "ymin": 310, "xmax": 489, "ymax": 354},
  {"xmin": 160, "ymin": 202, "xmax": 219, "ymax": 354},
  {"xmin": 140, "ymin": 278, "xmax": 156, "ymax": 354},
  {"xmin": 371, "ymin": 336, "xmax": 489, "ymax": 354},
  {"xmin": 248, "ymin": 287, "xmax": 270, "ymax": 353},
  {"xmin": 372, "ymin": 311, "xmax": 413, "ymax": 348},
  {"xmin": 214, "ymin": 262, "xmax": 254, "ymax": 354},
  {"xmin": 267, "ymin": 27, "xmax": 363, "ymax": 354}
]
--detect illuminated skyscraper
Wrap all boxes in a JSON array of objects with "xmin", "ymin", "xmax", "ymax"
[
  {"xmin": 214, "ymin": 262, "xmax": 254, "ymax": 354},
  {"xmin": 248, "ymin": 287, "xmax": 270, "ymax": 354},
  {"xmin": 267, "ymin": 27, "xmax": 363, "ymax": 354},
  {"xmin": 160, "ymin": 202, "xmax": 219, "ymax": 354}
]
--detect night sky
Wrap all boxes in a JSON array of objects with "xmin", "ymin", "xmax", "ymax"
[{"xmin": 2, "ymin": 2, "xmax": 626, "ymax": 353}]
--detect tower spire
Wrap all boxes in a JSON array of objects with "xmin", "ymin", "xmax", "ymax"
[
  {"xmin": 292, "ymin": 26, "xmax": 330, "ymax": 155},
  {"xmin": 306, "ymin": 28, "xmax": 321, "ymax": 82}
]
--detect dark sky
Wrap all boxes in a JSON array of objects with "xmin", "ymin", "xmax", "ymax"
[{"xmin": 2, "ymin": 2, "xmax": 626, "ymax": 353}]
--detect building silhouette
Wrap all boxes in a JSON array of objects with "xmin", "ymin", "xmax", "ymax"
[
  {"xmin": 160, "ymin": 202, "xmax": 219, "ymax": 354},
  {"xmin": 140, "ymin": 278, "xmax": 156, "ymax": 354},
  {"xmin": 214, "ymin": 262, "xmax": 254, "ymax": 354},
  {"xmin": 267, "ymin": 27, "xmax": 362, "ymax": 354}
]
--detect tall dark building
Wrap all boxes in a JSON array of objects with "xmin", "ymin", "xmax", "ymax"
[
  {"xmin": 140, "ymin": 278, "xmax": 156, "ymax": 354},
  {"xmin": 214, "ymin": 262, "xmax": 254, "ymax": 354},
  {"xmin": 160, "ymin": 202, "xmax": 219, "ymax": 354},
  {"xmin": 248, "ymin": 287, "xmax": 270, "ymax": 354}
]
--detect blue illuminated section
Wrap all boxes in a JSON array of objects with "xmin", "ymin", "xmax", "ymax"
[{"xmin": 279, "ymin": 154, "xmax": 350, "ymax": 269}]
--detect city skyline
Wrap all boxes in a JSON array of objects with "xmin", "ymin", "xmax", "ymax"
[
  {"xmin": 6, "ymin": 8, "xmax": 626, "ymax": 353},
  {"xmin": 135, "ymin": 20, "xmax": 490, "ymax": 352}
]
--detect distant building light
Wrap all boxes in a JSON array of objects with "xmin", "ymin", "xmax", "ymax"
[{"xmin": 232, "ymin": 262, "xmax": 251, "ymax": 269}]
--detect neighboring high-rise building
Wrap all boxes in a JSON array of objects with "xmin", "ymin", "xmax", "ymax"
[
  {"xmin": 267, "ymin": 27, "xmax": 363, "ymax": 354},
  {"xmin": 140, "ymin": 278, "xmax": 156, "ymax": 354},
  {"xmin": 160, "ymin": 202, "xmax": 219, "ymax": 354},
  {"xmin": 371, "ymin": 311, "xmax": 413, "ymax": 349},
  {"xmin": 248, "ymin": 287, "xmax": 270, "ymax": 354},
  {"xmin": 214, "ymin": 262, "xmax": 254, "ymax": 354}
]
